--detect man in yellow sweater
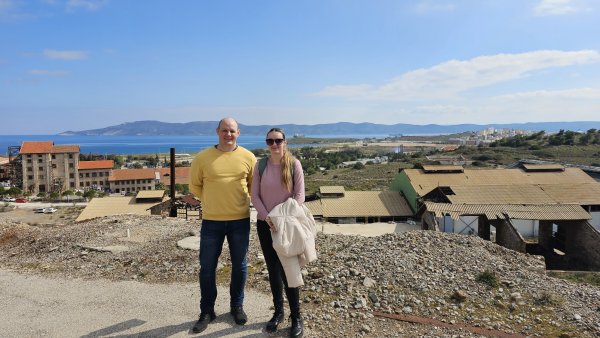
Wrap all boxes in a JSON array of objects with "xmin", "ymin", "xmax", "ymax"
[{"xmin": 189, "ymin": 117, "xmax": 256, "ymax": 333}]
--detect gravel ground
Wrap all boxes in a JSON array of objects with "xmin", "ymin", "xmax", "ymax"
[{"xmin": 1, "ymin": 211, "xmax": 599, "ymax": 337}]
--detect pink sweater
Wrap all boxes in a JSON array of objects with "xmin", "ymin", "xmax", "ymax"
[{"xmin": 251, "ymin": 158, "xmax": 305, "ymax": 221}]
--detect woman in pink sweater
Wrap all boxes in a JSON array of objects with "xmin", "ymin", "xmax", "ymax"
[{"xmin": 251, "ymin": 127, "xmax": 305, "ymax": 338}]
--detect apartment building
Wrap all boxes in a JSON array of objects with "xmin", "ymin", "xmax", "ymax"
[
  {"xmin": 78, "ymin": 160, "xmax": 114, "ymax": 191},
  {"xmin": 108, "ymin": 168, "xmax": 157, "ymax": 194},
  {"xmin": 20, "ymin": 141, "xmax": 80, "ymax": 194}
]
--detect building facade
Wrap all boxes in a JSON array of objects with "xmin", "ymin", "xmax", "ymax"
[
  {"xmin": 20, "ymin": 141, "xmax": 80, "ymax": 194},
  {"xmin": 78, "ymin": 160, "xmax": 114, "ymax": 191}
]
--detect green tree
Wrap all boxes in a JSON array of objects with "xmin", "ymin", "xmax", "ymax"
[{"xmin": 62, "ymin": 190, "xmax": 75, "ymax": 202}]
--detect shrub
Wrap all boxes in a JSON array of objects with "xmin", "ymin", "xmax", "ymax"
[{"xmin": 476, "ymin": 270, "xmax": 499, "ymax": 287}]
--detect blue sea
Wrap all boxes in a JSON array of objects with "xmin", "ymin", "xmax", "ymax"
[{"xmin": 0, "ymin": 134, "xmax": 388, "ymax": 156}]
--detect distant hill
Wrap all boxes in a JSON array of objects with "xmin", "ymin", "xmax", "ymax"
[{"xmin": 59, "ymin": 120, "xmax": 600, "ymax": 136}]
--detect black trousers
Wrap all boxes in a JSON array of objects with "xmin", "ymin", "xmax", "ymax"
[{"xmin": 256, "ymin": 220, "xmax": 300, "ymax": 316}]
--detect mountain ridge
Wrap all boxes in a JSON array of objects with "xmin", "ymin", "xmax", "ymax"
[{"xmin": 59, "ymin": 120, "xmax": 600, "ymax": 136}]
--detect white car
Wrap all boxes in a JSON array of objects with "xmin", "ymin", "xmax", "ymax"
[
  {"xmin": 43, "ymin": 207, "xmax": 58, "ymax": 214},
  {"xmin": 34, "ymin": 208, "xmax": 45, "ymax": 213},
  {"xmin": 2, "ymin": 197, "xmax": 16, "ymax": 202}
]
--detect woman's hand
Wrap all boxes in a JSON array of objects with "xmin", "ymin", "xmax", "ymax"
[{"xmin": 266, "ymin": 216, "xmax": 276, "ymax": 232}]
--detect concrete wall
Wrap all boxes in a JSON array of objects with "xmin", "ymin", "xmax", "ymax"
[
  {"xmin": 565, "ymin": 220, "xmax": 600, "ymax": 271},
  {"xmin": 493, "ymin": 218, "xmax": 526, "ymax": 253},
  {"xmin": 512, "ymin": 219, "xmax": 539, "ymax": 238}
]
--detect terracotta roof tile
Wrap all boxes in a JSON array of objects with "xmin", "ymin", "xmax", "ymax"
[
  {"xmin": 20, "ymin": 141, "xmax": 54, "ymax": 154},
  {"xmin": 51, "ymin": 145, "xmax": 80, "ymax": 153},
  {"xmin": 108, "ymin": 168, "xmax": 157, "ymax": 181},
  {"xmin": 156, "ymin": 167, "xmax": 190, "ymax": 185},
  {"xmin": 79, "ymin": 160, "xmax": 114, "ymax": 170}
]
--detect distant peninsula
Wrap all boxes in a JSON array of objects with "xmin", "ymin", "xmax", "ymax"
[{"xmin": 59, "ymin": 120, "xmax": 600, "ymax": 136}]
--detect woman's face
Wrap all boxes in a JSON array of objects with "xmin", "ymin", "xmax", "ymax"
[{"xmin": 266, "ymin": 131, "xmax": 286, "ymax": 155}]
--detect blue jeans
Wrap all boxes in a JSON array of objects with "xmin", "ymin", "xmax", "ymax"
[{"xmin": 199, "ymin": 218, "xmax": 250, "ymax": 313}]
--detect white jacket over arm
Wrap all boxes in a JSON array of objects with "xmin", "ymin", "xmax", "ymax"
[{"xmin": 267, "ymin": 198, "xmax": 317, "ymax": 287}]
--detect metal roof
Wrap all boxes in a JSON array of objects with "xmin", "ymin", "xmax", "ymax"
[
  {"xmin": 423, "ymin": 202, "xmax": 591, "ymax": 221},
  {"xmin": 522, "ymin": 163, "xmax": 564, "ymax": 171},
  {"xmin": 76, "ymin": 196, "xmax": 166, "ymax": 222},
  {"xmin": 422, "ymin": 165, "xmax": 464, "ymax": 172},
  {"xmin": 306, "ymin": 191, "xmax": 412, "ymax": 218},
  {"xmin": 404, "ymin": 167, "xmax": 596, "ymax": 196},
  {"xmin": 319, "ymin": 186, "xmax": 346, "ymax": 194},
  {"xmin": 136, "ymin": 190, "xmax": 165, "ymax": 199}
]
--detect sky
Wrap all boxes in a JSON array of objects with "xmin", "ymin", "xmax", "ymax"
[{"xmin": 1, "ymin": 0, "xmax": 600, "ymax": 134}]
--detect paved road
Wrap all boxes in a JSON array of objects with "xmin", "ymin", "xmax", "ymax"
[{"xmin": 0, "ymin": 269, "xmax": 288, "ymax": 338}]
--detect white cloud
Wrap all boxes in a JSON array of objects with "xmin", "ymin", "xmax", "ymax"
[
  {"xmin": 315, "ymin": 50, "xmax": 600, "ymax": 101},
  {"xmin": 494, "ymin": 87, "xmax": 600, "ymax": 101},
  {"xmin": 43, "ymin": 49, "xmax": 88, "ymax": 60},
  {"xmin": 534, "ymin": 0, "xmax": 580, "ymax": 16},
  {"xmin": 29, "ymin": 69, "xmax": 69, "ymax": 77},
  {"xmin": 66, "ymin": 0, "xmax": 108, "ymax": 11}
]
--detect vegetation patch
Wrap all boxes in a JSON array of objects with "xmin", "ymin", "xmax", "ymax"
[{"xmin": 476, "ymin": 269, "xmax": 499, "ymax": 288}]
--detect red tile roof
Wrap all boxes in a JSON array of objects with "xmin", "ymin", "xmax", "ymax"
[
  {"xmin": 19, "ymin": 141, "xmax": 80, "ymax": 154},
  {"xmin": 51, "ymin": 145, "xmax": 80, "ymax": 153},
  {"xmin": 79, "ymin": 160, "xmax": 114, "ymax": 170},
  {"xmin": 20, "ymin": 141, "xmax": 53, "ymax": 154},
  {"xmin": 156, "ymin": 167, "xmax": 191, "ymax": 185},
  {"xmin": 108, "ymin": 168, "xmax": 157, "ymax": 181}
]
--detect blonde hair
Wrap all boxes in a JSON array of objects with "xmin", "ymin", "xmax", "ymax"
[{"xmin": 267, "ymin": 128, "xmax": 293, "ymax": 192}]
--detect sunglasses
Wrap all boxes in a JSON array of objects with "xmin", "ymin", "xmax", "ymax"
[{"xmin": 266, "ymin": 138, "xmax": 284, "ymax": 146}]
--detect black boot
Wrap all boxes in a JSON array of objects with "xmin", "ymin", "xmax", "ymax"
[
  {"xmin": 266, "ymin": 306, "xmax": 284, "ymax": 332},
  {"xmin": 290, "ymin": 314, "xmax": 303, "ymax": 338}
]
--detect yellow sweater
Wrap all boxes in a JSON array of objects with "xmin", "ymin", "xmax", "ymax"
[{"xmin": 189, "ymin": 146, "xmax": 256, "ymax": 221}]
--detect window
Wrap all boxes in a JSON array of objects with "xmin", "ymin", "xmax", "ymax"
[
  {"xmin": 70, "ymin": 182, "xmax": 75, "ymax": 188},
  {"xmin": 52, "ymin": 164, "xmax": 57, "ymax": 169},
  {"xmin": 99, "ymin": 172, "xmax": 103, "ymax": 177},
  {"xmin": 69, "ymin": 154, "xmax": 73, "ymax": 159},
  {"xmin": 79, "ymin": 174, "xmax": 83, "ymax": 178},
  {"xmin": 86, "ymin": 182, "xmax": 90, "ymax": 186},
  {"xmin": 86, "ymin": 173, "xmax": 90, "ymax": 177},
  {"xmin": 39, "ymin": 175, "xmax": 44, "ymax": 179},
  {"xmin": 69, "ymin": 174, "xmax": 74, "ymax": 179},
  {"xmin": 27, "ymin": 155, "xmax": 31, "ymax": 158},
  {"xmin": 38, "ymin": 166, "xmax": 43, "ymax": 171},
  {"xmin": 38, "ymin": 159, "xmax": 43, "ymax": 163},
  {"xmin": 69, "ymin": 163, "xmax": 74, "ymax": 168},
  {"xmin": 27, "ymin": 167, "xmax": 33, "ymax": 172},
  {"xmin": 52, "ymin": 155, "xmax": 56, "ymax": 159},
  {"xmin": 92, "ymin": 173, "xmax": 97, "ymax": 177},
  {"xmin": 27, "ymin": 159, "xmax": 32, "ymax": 164},
  {"xmin": 80, "ymin": 182, "xmax": 84, "ymax": 187},
  {"xmin": 28, "ymin": 175, "xmax": 33, "ymax": 179}
]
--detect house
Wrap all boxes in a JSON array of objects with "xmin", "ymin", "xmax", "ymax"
[
  {"xmin": 391, "ymin": 164, "xmax": 600, "ymax": 271},
  {"xmin": 305, "ymin": 186, "xmax": 413, "ymax": 224}
]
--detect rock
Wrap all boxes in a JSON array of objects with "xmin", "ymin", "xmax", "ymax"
[{"xmin": 176, "ymin": 236, "xmax": 199, "ymax": 250}]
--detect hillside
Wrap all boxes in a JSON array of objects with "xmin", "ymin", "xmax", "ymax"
[
  {"xmin": 1, "ymin": 213, "xmax": 598, "ymax": 337},
  {"xmin": 59, "ymin": 120, "xmax": 600, "ymax": 136}
]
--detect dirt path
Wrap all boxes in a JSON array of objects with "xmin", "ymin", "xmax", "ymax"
[{"xmin": 0, "ymin": 269, "xmax": 288, "ymax": 338}]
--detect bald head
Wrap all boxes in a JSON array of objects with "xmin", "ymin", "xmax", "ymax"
[{"xmin": 217, "ymin": 117, "xmax": 239, "ymax": 131}]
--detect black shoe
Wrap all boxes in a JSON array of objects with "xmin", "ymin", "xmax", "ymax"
[
  {"xmin": 266, "ymin": 310, "xmax": 284, "ymax": 332},
  {"xmin": 290, "ymin": 315, "xmax": 303, "ymax": 338},
  {"xmin": 230, "ymin": 306, "xmax": 248, "ymax": 325},
  {"xmin": 192, "ymin": 311, "xmax": 216, "ymax": 333}
]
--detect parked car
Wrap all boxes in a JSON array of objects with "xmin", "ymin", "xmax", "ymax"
[
  {"xmin": 15, "ymin": 198, "xmax": 29, "ymax": 203},
  {"xmin": 43, "ymin": 207, "xmax": 58, "ymax": 214},
  {"xmin": 2, "ymin": 197, "xmax": 16, "ymax": 202},
  {"xmin": 34, "ymin": 208, "xmax": 45, "ymax": 213}
]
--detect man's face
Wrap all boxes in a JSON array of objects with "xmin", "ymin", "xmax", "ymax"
[{"xmin": 217, "ymin": 119, "xmax": 240, "ymax": 147}]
